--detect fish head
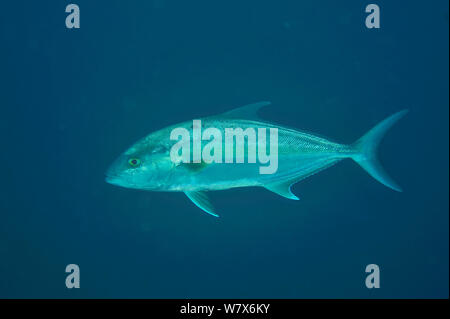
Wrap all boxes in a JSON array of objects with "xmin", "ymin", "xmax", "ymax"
[{"xmin": 105, "ymin": 136, "xmax": 172, "ymax": 190}]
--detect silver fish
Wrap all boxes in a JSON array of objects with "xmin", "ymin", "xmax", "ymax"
[{"xmin": 106, "ymin": 102, "xmax": 407, "ymax": 217}]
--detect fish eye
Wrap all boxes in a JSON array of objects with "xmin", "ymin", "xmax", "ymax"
[{"xmin": 128, "ymin": 158, "xmax": 141, "ymax": 167}]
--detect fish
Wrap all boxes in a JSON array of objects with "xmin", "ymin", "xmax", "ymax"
[{"xmin": 106, "ymin": 102, "xmax": 407, "ymax": 217}]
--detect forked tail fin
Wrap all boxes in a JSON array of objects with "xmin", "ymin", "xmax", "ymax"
[{"xmin": 351, "ymin": 110, "xmax": 408, "ymax": 192}]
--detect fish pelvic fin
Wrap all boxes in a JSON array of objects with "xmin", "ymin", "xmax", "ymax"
[
  {"xmin": 184, "ymin": 191, "xmax": 219, "ymax": 217},
  {"xmin": 264, "ymin": 179, "xmax": 300, "ymax": 200},
  {"xmin": 351, "ymin": 110, "xmax": 408, "ymax": 192}
]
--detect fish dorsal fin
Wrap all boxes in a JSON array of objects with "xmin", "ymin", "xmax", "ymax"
[
  {"xmin": 184, "ymin": 191, "xmax": 219, "ymax": 217},
  {"xmin": 219, "ymin": 101, "xmax": 271, "ymax": 120},
  {"xmin": 264, "ymin": 178, "xmax": 300, "ymax": 200}
]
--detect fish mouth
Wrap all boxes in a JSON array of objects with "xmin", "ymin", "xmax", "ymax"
[
  {"xmin": 105, "ymin": 171, "xmax": 123, "ymax": 186},
  {"xmin": 105, "ymin": 163, "xmax": 122, "ymax": 186},
  {"xmin": 105, "ymin": 174, "xmax": 119, "ymax": 185},
  {"xmin": 105, "ymin": 175, "xmax": 140, "ymax": 189},
  {"xmin": 105, "ymin": 173, "xmax": 132, "ymax": 188},
  {"xmin": 105, "ymin": 166, "xmax": 136, "ymax": 189}
]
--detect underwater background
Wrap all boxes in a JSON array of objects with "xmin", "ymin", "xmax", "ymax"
[{"xmin": 0, "ymin": 0, "xmax": 448, "ymax": 298}]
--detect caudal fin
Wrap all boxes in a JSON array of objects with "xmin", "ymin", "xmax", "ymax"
[{"xmin": 351, "ymin": 110, "xmax": 408, "ymax": 192}]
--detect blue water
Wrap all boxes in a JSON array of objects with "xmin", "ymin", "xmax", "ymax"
[{"xmin": 0, "ymin": 0, "xmax": 448, "ymax": 298}]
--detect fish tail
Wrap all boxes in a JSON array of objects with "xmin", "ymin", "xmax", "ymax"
[{"xmin": 350, "ymin": 110, "xmax": 408, "ymax": 192}]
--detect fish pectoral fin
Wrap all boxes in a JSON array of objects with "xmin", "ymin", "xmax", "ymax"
[
  {"xmin": 184, "ymin": 191, "xmax": 219, "ymax": 217},
  {"xmin": 219, "ymin": 101, "xmax": 271, "ymax": 121},
  {"xmin": 182, "ymin": 161, "xmax": 209, "ymax": 172},
  {"xmin": 264, "ymin": 180, "xmax": 300, "ymax": 200}
]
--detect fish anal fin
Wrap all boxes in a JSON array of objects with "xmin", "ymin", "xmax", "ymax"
[
  {"xmin": 185, "ymin": 191, "xmax": 219, "ymax": 217},
  {"xmin": 219, "ymin": 101, "xmax": 271, "ymax": 120},
  {"xmin": 264, "ymin": 179, "xmax": 300, "ymax": 200}
]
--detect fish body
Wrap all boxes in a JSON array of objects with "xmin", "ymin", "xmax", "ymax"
[{"xmin": 106, "ymin": 102, "xmax": 407, "ymax": 216}]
